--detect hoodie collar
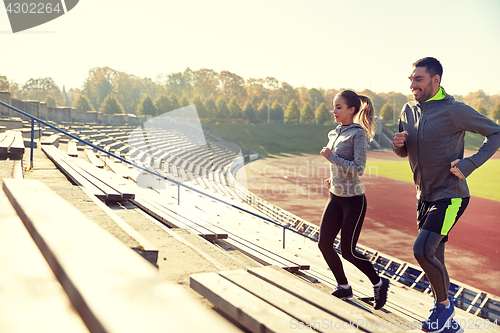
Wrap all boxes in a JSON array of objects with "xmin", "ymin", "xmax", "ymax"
[
  {"xmin": 336, "ymin": 123, "xmax": 363, "ymax": 133},
  {"xmin": 425, "ymin": 86, "xmax": 446, "ymax": 102}
]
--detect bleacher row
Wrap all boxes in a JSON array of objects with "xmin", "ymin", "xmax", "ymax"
[
  {"xmin": 0, "ymin": 129, "xmax": 25, "ymax": 159},
  {"xmin": 2, "ymin": 113, "xmax": 500, "ymax": 332},
  {"xmin": 124, "ymin": 126, "xmax": 236, "ymax": 193}
]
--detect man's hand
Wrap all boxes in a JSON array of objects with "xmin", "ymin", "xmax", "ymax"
[
  {"xmin": 450, "ymin": 159, "xmax": 465, "ymax": 179},
  {"xmin": 324, "ymin": 178, "xmax": 331, "ymax": 189},
  {"xmin": 320, "ymin": 147, "xmax": 333, "ymax": 158},
  {"xmin": 393, "ymin": 130, "xmax": 409, "ymax": 147}
]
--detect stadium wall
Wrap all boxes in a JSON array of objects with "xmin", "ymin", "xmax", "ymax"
[{"xmin": 0, "ymin": 91, "xmax": 150, "ymax": 127}]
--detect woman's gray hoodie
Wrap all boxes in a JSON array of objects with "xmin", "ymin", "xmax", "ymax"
[
  {"xmin": 326, "ymin": 123, "xmax": 367, "ymax": 197},
  {"xmin": 393, "ymin": 93, "xmax": 500, "ymax": 202}
]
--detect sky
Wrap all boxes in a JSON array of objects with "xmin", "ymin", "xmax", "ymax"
[{"xmin": 1, "ymin": 0, "xmax": 500, "ymax": 97}]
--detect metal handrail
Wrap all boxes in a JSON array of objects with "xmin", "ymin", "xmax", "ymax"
[{"xmin": 0, "ymin": 100, "xmax": 315, "ymax": 246}]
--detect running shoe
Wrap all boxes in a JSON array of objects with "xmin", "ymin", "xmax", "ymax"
[
  {"xmin": 373, "ymin": 277, "xmax": 390, "ymax": 310},
  {"xmin": 422, "ymin": 297, "xmax": 456, "ymax": 333},
  {"xmin": 331, "ymin": 285, "xmax": 353, "ymax": 300}
]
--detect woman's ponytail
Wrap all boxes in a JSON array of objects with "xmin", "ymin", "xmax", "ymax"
[{"xmin": 357, "ymin": 95, "xmax": 376, "ymax": 142}]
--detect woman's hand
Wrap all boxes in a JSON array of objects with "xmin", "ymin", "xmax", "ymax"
[
  {"xmin": 320, "ymin": 147, "xmax": 333, "ymax": 158},
  {"xmin": 324, "ymin": 178, "xmax": 331, "ymax": 189}
]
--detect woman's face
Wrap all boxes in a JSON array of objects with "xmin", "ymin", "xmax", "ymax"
[{"xmin": 332, "ymin": 96, "xmax": 355, "ymax": 125}]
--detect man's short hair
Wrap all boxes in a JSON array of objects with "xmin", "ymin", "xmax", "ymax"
[{"xmin": 413, "ymin": 57, "xmax": 443, "ymax": 79}]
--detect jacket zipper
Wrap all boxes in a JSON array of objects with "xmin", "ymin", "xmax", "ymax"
[
  {"xmin": 420, "ymin": 117, "xmax": 426, "ymax": 139},
  {"xmin": 330, "ymin": 126, "xmax": 348, "ymax": 150},
  {"xmin": 416, "ymin": 105, "xmax": 426, "ymax": 199}
]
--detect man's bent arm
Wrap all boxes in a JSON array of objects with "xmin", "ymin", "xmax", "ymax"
[{"xmin": 454, "ymin": 105, "xmax": 500, "ymax": 177}]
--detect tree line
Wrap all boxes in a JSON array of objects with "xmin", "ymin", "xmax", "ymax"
[{"xmin": 1, "ymin": 69, "xmax": 499, "ymax": 124}]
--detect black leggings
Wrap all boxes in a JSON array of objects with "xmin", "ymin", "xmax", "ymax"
[{"xmin": 318, "ymin": 192, "xmax": 380, "ymax": 285}]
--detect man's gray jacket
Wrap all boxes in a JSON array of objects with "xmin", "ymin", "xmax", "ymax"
[{"xmin": 393, "ymin": 93, "xmax": 500, "ymax": 201}]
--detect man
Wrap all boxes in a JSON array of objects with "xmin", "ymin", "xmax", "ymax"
[{"xmin": 393, "ymin": 57, "xmax": 500, "ymax": 333}]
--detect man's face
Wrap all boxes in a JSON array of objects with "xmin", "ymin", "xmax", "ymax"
[{"xmin": 409, "ymin": 66, "xmax": 439, "ymax": 102}]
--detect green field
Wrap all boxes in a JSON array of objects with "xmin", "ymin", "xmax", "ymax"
[
  {"xmin": 365, "ymin": 159, "xmax": 500, "ymax": 201},
  {"xmin": 203, "ymin": 123, "xmax": 333, "ymax": 157},
  {"xmin": 203, "ymin": 123, "xmax": 499, "ymax": 201}
]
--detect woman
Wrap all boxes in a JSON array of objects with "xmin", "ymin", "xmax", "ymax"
[{"xmin": 319, "ymin": 89, "xmax": 389, "ymax": 310}]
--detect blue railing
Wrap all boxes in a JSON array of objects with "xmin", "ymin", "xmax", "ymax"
[{"xmin": 0, "ymin": 100, "xmax": 315, "ymax": 248}]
